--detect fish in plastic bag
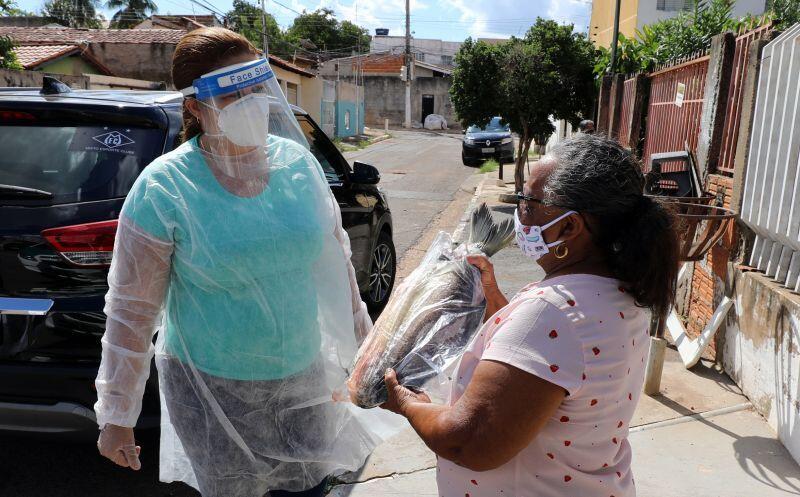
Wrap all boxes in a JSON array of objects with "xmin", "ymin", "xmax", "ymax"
[{"xmin": 347, "ymin": 203, "xmax": 513, "ymax": 408}]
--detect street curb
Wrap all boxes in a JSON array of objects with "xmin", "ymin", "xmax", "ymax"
[
  {"xmin": 368, "ymin": 133, "xmax": 392, "ymax": 145},
  {"xmin": 629, "ymin": 402, "xmax": 753, "ymax": 433},
  {"xmin": 452, "ymin": 174, "xmax": 490, "ymax": 242},
  {"xmin": 498, "ymin": 192, "xmax": 517, "ymax": 205}
]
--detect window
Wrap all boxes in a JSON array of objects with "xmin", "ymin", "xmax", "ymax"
[
  {"xmin": 441, "ymin": 55, "xmax": 453, "ymax": 66},
  {"xmin": 657, "ymin": 0, "xmax": 692, "ymax": 11},
  {"xmin": 414, "ymin": 52, "xmax": 426, "ymax": 62},
  {"xmin": 286, "ymin": 82, "xmax": 299, "ymax": 105},
  {"xmin": 0, "ymin": 124, "xmax": 163, "ymax": 205},
  {"xmin": 344, "ymin": 110, "xmax": 351, "ymax": 130},
  {"xmin": 297, "ymin": 117, "xmax": 346, "ymax": 183}
]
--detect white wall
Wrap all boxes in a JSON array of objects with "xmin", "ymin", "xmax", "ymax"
[
  {"xmin": 545, "ymin": 118, "xmax": 577, "ymax": 154},
  {"xmin": 370, "ymin": 36, "xmax": 460, "ymax": 66},
  {"xmin": 636, "ymin": 0, "xmax": 766, "ymax": 31},
  {"xmin": 723, "ymin": 270, "xmax": 800, "ymax": 466}
]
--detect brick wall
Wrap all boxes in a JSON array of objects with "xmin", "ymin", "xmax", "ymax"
[
  {"xmin": 362, "ymin": 54, "xmax": 404, "ymax": 74},
  {"xmin": 684, "ymin": 173, "xmax": 735, "ymax": 357}
]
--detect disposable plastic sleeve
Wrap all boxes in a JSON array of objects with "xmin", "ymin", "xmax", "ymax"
[
  {"xmin": 331, "ymin": 192, "xmax": 373, "ymax": 342},
  {"xmin": 94, "ymin": 216, "xmax": 173, "ymax": 428}
]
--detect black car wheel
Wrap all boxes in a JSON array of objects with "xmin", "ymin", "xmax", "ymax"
[
  {"xmin": 462, "ymin": 152, "xmax": 478, "ymax": 167},
  {"xmin": 365, "ymin": 231, "xmax": 396, "ymax": 312}
]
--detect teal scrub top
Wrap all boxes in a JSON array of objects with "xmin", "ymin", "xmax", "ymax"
[{"xmin": 121, "ymin": 135, "xmax": 333, "ymax": 380}]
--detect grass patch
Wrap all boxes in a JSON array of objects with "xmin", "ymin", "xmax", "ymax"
[
  {"xmin": 334, "ymin": 137, "xmax": 373, "ymax": 152},
  {"xmin": 479, "ymin": 159, "xmax": 500, "ymax": 174},
  {"xmin": 333, "ymin": 138, "xmax": 357, "ymax": 152}
]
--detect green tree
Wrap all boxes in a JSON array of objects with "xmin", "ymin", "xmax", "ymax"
[
  {"xmin": 106, "ymin": 0, "xmax": 158, "ymax": 28},
  {"xmin": 449, "ymin": 38, "xmax": 503, "ymax": 133},
  {"xmin": 41, "ymin": 0, "xmax": 103, "ymax": 28},
  {"xmin": 0, "ymin": 0, "xmax": 31, "ymax": 14},
  {"xmin": 0, "ymin": 35, "xmax": 21, "ymax": 70},
  {"xmin": 451, "ymin": 19, "xmax": 596, "ymax": 191},
  {"xmin": 286, "ymin": 8, "xmax": 370, "ymax": 54},
  {"xmin": 0, "ymin": 1, "xmax": 23, "ymax": 69},
  {"xmin": 225, "ymin": 0, "xmax": 284, "ymax": 53},
  {"xmin": 768, "ymin": 0, "xmax": 800, "ymax": 29}
]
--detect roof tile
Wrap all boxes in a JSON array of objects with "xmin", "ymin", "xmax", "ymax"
[
  {"xmin": 0, "ymin": 26, "xmax": 186, "ymax": 44},
  {"xmin": 13, "ymin": 44, "xmax": 78, "ymax": 68}
]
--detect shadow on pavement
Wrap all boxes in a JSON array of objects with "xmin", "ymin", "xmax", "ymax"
[
  {"xmin": 1, "ymin": 430, "xmax": 198, "ymax": 497},
  {"xmin": 733, "ymin": 436, "xmax": 800, "ymax": 495}
]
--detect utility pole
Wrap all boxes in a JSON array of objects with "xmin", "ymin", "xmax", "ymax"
[
  {"xmin": 404, "ymin": 0, "xmax": 412, "ymax": 129},
  {"xmin": 261, "ymin": 0, "xmax": 269, "ymax": 55},
  {"xmin": 609, "ymin": 0, "xmax": 621, "ymax": 74}
]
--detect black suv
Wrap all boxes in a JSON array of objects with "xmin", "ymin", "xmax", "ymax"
[
  {"xmin": 461, "ymin": 116, "xmax": 515, "ymax": 167},
  {"xmin": 0, "ymin": 81, "xmax": 395, "ymax": 435}
]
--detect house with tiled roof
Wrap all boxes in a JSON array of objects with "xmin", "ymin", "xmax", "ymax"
[
  {"xmin": 13, "ymin": 43, "xmax": 114, "ymax": 76},
  {"xmin": 0, "ymin": 26, "xmax": 184, "ymax": 84},
  {"xmin": 0, "ymin": 24, "xmax": 325, "ymax": 124}
]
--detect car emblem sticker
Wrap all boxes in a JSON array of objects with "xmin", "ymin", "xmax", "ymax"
[
  {"xmin": 486, "ymin": 139, "xmax": 491, "ymax": 146},
  {"xmin": 92, "ymin": 131, "xmax": 135, "ymax": 149}
]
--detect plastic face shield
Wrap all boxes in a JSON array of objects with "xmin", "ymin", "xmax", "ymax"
[{"xmin": 181, "ymin": 58, "xmax": 308, "ymax": 168}]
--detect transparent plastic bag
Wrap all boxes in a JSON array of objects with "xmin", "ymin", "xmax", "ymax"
[{"xmin": 348, "ymin": 204, "xmax": 513, "ymax": 408}]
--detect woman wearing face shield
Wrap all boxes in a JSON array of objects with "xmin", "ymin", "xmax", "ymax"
[
  {"xmin": 93, "ymin": 27, "xmax": 383, "ymax": 497},
  {"xmin": 381, "ymin": 135, "xmax": 680, "ymax": 497}
]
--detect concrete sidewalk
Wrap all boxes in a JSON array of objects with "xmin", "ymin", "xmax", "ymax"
[{"xmin": 326, "ymin": 174, "xmax": 800, "ymax": 497}]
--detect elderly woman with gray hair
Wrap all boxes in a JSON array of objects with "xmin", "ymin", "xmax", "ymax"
[{"xmin": 381, "ymin": 134, "xmax": 680, "ymax": 497}]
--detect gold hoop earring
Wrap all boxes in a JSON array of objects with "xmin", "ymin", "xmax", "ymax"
[{"xmin": 554, "ymin": 244, "xmax": 569, "ymax": 259}]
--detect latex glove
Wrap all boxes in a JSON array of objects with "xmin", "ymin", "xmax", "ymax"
[{"xmin": 97, "ymin": 424, "xmax": 142, "ymax": 470}]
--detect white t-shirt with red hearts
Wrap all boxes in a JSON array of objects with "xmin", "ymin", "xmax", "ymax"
[{"xmin": 437, "ymin": 274, "xmax": 650, "ymax": 497}]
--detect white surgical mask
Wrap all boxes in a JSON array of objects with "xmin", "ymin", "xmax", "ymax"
[
  {"xmin": 514, "ymin": 209, "xmax": 576, "ymax": 261},
  {"xmin": 202, "ymin": 93, "xmax": 271, "ymax": 148}
]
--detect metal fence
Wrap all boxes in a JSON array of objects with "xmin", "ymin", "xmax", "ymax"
[
  {"xmin": 642, "ymin": 55, "xmax": 710, "ymax": 171},
  {"xmin": 615, "ymin": 76, "xmax": 637, "ymax": 147},
  {"xmin": 740, "ymin": 23, "xmax": 800, "ymax": 289},
  {"xmin": 717, "ymin": 24, "xmax": 774, "ymax": 175}
]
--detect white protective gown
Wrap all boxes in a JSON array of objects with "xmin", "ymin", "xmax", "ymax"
[{"xmin": 94, "ymin": 58, "xmax": 396, "ymax": 496}]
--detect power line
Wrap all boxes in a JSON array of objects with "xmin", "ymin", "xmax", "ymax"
[
  {"xmin": 187, "ymin": 0, "xmax": 226, "ymax": 17},
  {"xmin": 270, "ymin": 0, "xmax": 302, "ymax": 16}
]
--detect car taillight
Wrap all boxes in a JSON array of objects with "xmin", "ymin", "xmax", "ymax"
[
  {"xmin": 0, "ymin": 110, "xmax": 35, "ymax": 121},
  {"xmin": 41, "ymin": 220, "xmax": 118, "ymax": 267}
]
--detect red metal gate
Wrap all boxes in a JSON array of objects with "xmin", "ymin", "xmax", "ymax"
[
  {"xmin": 716, "ymin": 24, "xmax": 773, "ymax": 175},
  {"xmin": 616, "ymin": 76, "xmax": 637, "ymax": 147},
  {"xmin": 642, "ymin": 55, "xmax": 710, "ymax": 171}
]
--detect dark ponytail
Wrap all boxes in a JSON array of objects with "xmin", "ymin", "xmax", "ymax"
[
  {"xmin": 544, "ymin": 134, "xmax": 680, "ymax": 320},
  {"xmin": 171, "ymin": 27, "xmax": 259, "ymax": 143}
]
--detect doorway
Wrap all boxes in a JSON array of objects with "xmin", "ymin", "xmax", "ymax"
[{"xmin": 421, "ymin": 94, "xmax": 434, "ymax": 124}]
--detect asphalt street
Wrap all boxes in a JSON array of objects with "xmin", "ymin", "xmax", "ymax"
[
  {"xmin": 0, "ymin": 130, "xmax": 477, "ymax": 497},
  {"xmin": 344, "ymin": 130, "xmax": 475, "ymax": 260}
]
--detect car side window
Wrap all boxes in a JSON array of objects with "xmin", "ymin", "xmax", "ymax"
[{"xmin": 297, "ymin": 117, "xmax": 346, "ymax": 183}]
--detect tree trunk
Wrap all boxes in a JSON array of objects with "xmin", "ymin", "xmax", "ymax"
[{"xmin": 514, "ymin": 125, "xmax": 530, "ymax": 192}]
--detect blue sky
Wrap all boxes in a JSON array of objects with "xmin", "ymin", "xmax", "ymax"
[{"xmin": 15, "ymin": 0, "xmax": 592, "ymax": 42}]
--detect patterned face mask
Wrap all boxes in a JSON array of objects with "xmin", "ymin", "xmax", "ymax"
[{"xmin": 514, "ymin": 209, "xmax": 576, "ymax": 261}]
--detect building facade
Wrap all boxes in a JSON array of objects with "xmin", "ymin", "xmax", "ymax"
[
  {"xmin": 589, "ymin": 0, "xmax": 767, "ymax": 47},
  {"xmin": 321, "ymin": 52, "xmax": 457, "ymax": 129},
  {"xmin": 370, "ymin": 34, "xmax": 461, "ymax": 68}
]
